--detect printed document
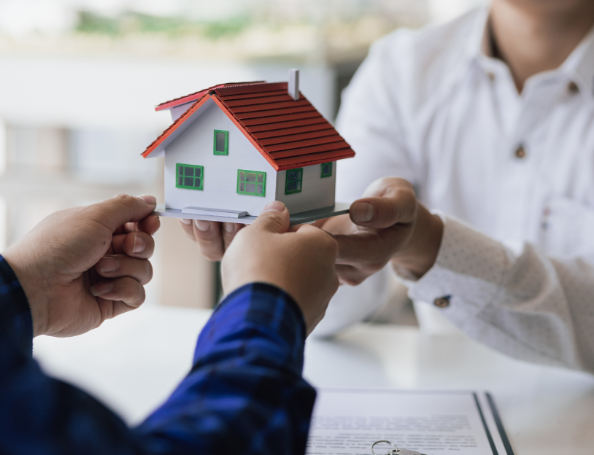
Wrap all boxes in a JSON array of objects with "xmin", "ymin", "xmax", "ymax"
[{"xmin": 307, "ymin": 389, "xmax": 512, "ymax": 455}]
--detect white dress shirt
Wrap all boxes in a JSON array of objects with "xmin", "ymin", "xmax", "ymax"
[{"xmin": 314, "ymin": 7, "xmax": 594, "ymax": 374}]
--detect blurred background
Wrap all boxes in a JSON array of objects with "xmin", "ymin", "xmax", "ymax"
[{"xmin": 0, "ymin": 0, "xmax": 486, "ymax": 310}]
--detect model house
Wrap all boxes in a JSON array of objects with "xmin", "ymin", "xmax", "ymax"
[{"xmin": 141, "ymin": 70, "xmax": 355, "ymax": 222}]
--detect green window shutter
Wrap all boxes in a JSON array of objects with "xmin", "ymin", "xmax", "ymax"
[
  {"xmin": 321, "ymin": 162, "xmax": 333, "ymax": 178},
  {"xmin": 213, "ymin": 130, "xmax": 229, "ymax": 155},
  {"xmin": 285, "ymin": 168, "xmax": 303, "ymax": 195},
  {"xmin": 237, "ymin": 169, "xmax": 266, "ymax": 197},
  {"xmin": 176, "ymin": 163, "xmax": 204, "ymax": 190}
]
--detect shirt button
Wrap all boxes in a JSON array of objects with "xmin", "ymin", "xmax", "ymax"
[
  {"xmin": 568, "ymin": 81, "xmax": 579, "ymax": 94},
  {"xmin": 434, "ymin": 296, "xmax": 450, "ymax": 308},
  {"xmin": 487, "ymin": 72, "xmax": 495, "ymax": 81},
  {"xmin": 515, "ymin": 145, "xmax": 526, "ymax": 159}
]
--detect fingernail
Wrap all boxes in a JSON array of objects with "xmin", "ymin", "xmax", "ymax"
[
  {"xmin": 133, "ymin": 235, "xmax": 146, "ymax": 253},
  {"xmin": 351, "ymin": 202, "xmax": 374, "ymax": 223},
  {"xmin": 262, "ymin": 201, "xmax": 285, "ymax": 213},
  {"xmin": 137, "ymin": 194, "xmax": 157, "ymax": 205},
  {"xmin": 223, "ymin": 222, "xmax": 235, "ymax": 233},
  {"xmin": 195, "ymin": 220, "xmax": 210, "ymax": 231},
  {"xmin": 90, "ymin": 281, "xmax": 113, "ymax": 297},
  {"xmin": 180, "ymin": 218, "xmax": 192, "ymax": 225},
  {"xmin": 99, "ymin": 256, "xmax": 119, "ymax": 273}
]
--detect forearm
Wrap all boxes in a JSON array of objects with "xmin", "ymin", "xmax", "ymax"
[
  {"xmin": 135, "ymin": 283, "xmax": 316, "ymax": 454},
  {"xmin": 405, "ymin": 215, "xmax": 593, "ymax": 372},
  {"xmin": 0, "ymin": 268, "xmax": 314, "ymax": 454}
]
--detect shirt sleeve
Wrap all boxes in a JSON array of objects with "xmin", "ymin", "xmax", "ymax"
[
  {"xmin": 135, "ymin": 283, "xmax": 316, "ymax": 454},
  {"xmin": 0, "ymin": 255, "xmax": 34, "ymax": 357},
  {"xmin": 406, "ymin": 215, "xmax": 594, "ymax": 373},
  {"xmin": 0, "ymin": 266, "xmax": 315, "ymax": 455}
]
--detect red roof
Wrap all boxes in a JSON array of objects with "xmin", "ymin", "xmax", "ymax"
[{"xmin": 142, "ymin": 81, "xmax": 355, "ymax": 171}]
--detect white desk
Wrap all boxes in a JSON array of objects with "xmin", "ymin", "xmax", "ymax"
[{"xmin": 33, "ymin": 306, "xmax": 594, "ymax": 454}]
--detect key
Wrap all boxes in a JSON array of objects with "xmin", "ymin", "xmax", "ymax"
[{"xmin": 371, "ymin": 440, "xmax": 427, "ymax": 455}]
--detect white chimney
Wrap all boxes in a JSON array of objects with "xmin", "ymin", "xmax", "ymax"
[{"xmin": 288, "ymin": 69, "xmax": 300, "ymax": 100}]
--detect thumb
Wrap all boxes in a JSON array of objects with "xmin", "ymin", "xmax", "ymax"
[
  {"xmin": 88, "ymin": 194, "xmax": 157, "ymax": 232},
  {"xmin": 350, "ymin": 178, "xmax": 417, "ymax": 229},
  {"xmin": 250, "ymin": 201, "xmax": 290, "ymax": 234}
]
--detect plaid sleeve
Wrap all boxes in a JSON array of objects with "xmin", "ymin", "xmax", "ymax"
[
  {"xmin": 135, "ymin": 282, "xmax": 316, "ymax": 455},
  {"xmin": 0, "ymin": 255, "xmax": 33, "ymax": 357},
  {"xmin": 0, "ymin": 277, "xmax": 314, "ymax": 455}
]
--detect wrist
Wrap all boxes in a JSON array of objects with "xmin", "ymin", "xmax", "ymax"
[{"xmin": 391, "ymin": 207, "xmax": 443, "ymax": 280}]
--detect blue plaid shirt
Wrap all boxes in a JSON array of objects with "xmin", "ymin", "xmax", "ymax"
[{"xmin": 0, "ymin": 255, "xmax": 316, "ymax": 454}]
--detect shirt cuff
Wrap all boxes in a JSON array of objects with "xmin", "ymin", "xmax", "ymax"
[
  {"xmin": 405, "ymin": 216, "xmax": 512, "ymax": 325},
  {"xmin": 193, "ymin": 283, "xmax": 307, "ymax": 372},
  {"xmin": 0, "ymin": 255, "xmax": 34, "ymax": 356}
]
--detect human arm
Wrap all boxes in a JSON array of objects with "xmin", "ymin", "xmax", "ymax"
[
  {"xmin": 405, "ymin": 215, "xmax": 594, "ymax": 373},
  {"xmin": 0, "ymin": 199, "xmax": 338, "ymax": 454},
  {"xmin": 2, "ymin": 194, "xmax": 159, "ymax": 337},
  {"xmin": 0, "ymin": 266, "xmax": 315, "ymax": 454},
  {"xmin": 321, "ymin": 174, "xmax": 594, "ymax": 373}
]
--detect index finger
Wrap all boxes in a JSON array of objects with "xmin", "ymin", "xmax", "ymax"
[
  {"xmin": 334, "ymin": 225, "xmax": 410, "ymax": 265},
  {"xmin": 88, "ymin": 195, "xmax": 157, "ymax": 233}
]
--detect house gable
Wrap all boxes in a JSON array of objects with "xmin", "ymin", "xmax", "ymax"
[{"xmin": 163, "ymin": 101, "xmax": 277, "ymax": 215}]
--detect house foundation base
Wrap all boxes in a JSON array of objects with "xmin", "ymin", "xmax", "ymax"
[{"xmin": 154, "ymin": 202, "xmax": 351, "ymax": 226}]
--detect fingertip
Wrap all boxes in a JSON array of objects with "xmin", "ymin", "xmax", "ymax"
[
  {"xmin": 261, "ymin": 200, "xmax": 286, "ymax": 214},
  {"xmin": 195, "ymin": 219, "xmax": 211, "ymax": 232},
  {"xmin": 350, "ymin": 201, "xmax": 374, "ymax": 223},
  {"xmin": 137, "ymin": 194, "xmax": 157, "ymax": 206},
  {"xmin": 223, "ymin": 222, "xmax": 236, "ymax": 233},
  {"xmin": 132, "ymin": 234, "xmax": 146, "ymax": 254},
  {"xmin": 252, "ymin": 202, "xmax": 290, "ymax": 233}
]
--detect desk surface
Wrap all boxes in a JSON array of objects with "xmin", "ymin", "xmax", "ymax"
[{"xmin": 33, "ymin": 306, "xmax": 594, "ymax": 455}]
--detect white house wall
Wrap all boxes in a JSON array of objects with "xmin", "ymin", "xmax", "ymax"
[
  {"xmin": 276, "ymin": 163, "xmax": 336, "ymax": 214},
  {"xmin": 164, "ymin": 102, "xmax": 276, "ymax": 215},
  {"xmin": 170, "ymin": 102, "xmax": 194, "ymax": 121}
]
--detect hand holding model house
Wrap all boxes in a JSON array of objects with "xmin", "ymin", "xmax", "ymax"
[{"xmin": 144, "ymin": 70, "xmax": 443, "ymax": 284}]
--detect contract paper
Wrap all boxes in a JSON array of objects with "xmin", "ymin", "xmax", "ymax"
[{"xmin": 306, "ymin": 389, "xmax": 512, "ymax": 455}]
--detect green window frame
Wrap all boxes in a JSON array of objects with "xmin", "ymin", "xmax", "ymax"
[
  {"xmin": 237, "ymin": 169, "xmax": 266, "ymax": 197},
  {"xmin": 213, "ymin": 130, "xmax": 229, "ymax": 155},
  {"xmin": 321, "ymin": 162, "xmax": 333, "ymax": 178},
  {"xmin": 176, "ymin": 163, "xmax": 204, "ymax": 190},
  {"xmin": 285, "ymin": 168, "xmax": 303, "ymax": 195}
]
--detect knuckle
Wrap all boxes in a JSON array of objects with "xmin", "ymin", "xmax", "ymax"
[
  {"xmin": 114, "ymin": 193, "xmax": 135, "ymax": 205},
  {"xmin": 144, "ymin": 261, "xmax": 153, "ymax": 284},
  {"xmin": 136, "ymin": 285, "xmax": 146, "ymax": 305}
]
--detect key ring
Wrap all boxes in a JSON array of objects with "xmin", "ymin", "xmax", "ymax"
[{"xmin": 371, "ymin": 440, "xmax": 399, "ymax": 455}]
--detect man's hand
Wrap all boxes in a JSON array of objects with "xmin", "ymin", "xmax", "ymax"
[
  {"xmin": 2, "ymin": 194, "xmax": 159, "ymax": 338},
  {"xmin": 222, "ymin": 201, "xmax": 339, "ymax": 335},
  {"xmin": 322, "ymin": 177, "xmax": 443, "ymax": 285},
  {"xmin": 178, "ymin": 218, "xmax": 243, "ymax": 261}
]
